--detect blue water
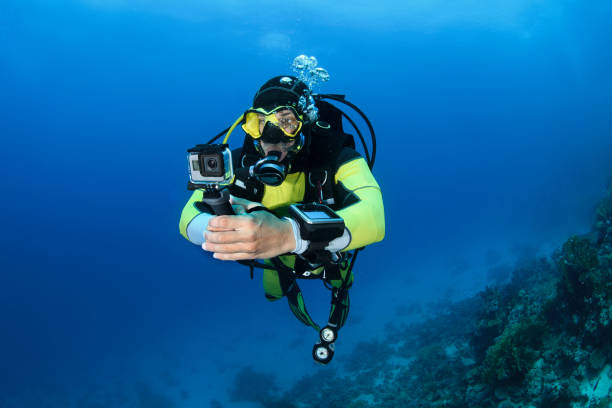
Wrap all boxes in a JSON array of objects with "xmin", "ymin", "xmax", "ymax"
[{"xmin": 1, "ymin": 0, "xmax": 612, "ymax": 406}]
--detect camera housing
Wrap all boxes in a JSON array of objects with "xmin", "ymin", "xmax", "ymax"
[{"xmin": 187, "ymin": 144, "xmax": 234, "ymax": 188}]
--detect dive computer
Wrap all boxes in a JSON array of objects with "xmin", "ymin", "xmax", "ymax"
[{"xmin": 288, "ymin": 203, "xmax": 345, "ymax": 243}]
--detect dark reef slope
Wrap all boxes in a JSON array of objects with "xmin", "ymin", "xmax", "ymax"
[{"xmin": 229, "ymin": 179, "xmax": 612, "ymax": 408}]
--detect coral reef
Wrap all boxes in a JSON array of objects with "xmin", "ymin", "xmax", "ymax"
[
  {"xmin": 227, "ymin": 181, "xmax": 612, "ymax": 407},
  {"xmin": 480, "ymin": 316, "xmax": 546, "ymax": 385}
]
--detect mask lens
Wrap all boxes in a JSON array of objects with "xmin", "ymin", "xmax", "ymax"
[
  {"xmin": 274, "ymin": 109, "xmax": 302, "ymax": 136},
  {"xmin": 242, "ymin": 107, "xmax": 303, "ymax": 139}
]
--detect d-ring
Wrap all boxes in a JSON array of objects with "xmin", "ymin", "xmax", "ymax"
[{"xmin": 308, "ymin": 170, "xmax": 328, "ymax": 187}]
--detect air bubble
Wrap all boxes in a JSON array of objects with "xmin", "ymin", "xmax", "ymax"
[
  {"xmin": 290, "ymin": 55, "xmax": 330, "ymax": 123},
  {"xmin": 292, "ymin": 55, "xmax": 310, "ymax": 70},
  {"xmin": 314, "ymin": 67, "xmax": 330, "ymax": 82},
  {"xmin": 291, "ymin": 55, "xmax": 330, "ymax": 90}
]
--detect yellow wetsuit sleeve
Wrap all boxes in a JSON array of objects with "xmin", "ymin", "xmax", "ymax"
[
  {"xmin": 334, "ymin": 157, "xmax": 385, "ymax": 250},
  {"xmin": 179, "ymin": 189, "xmax": 204, "ymax": 240}
]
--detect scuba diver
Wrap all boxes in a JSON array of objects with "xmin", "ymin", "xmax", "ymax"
[{"xmin": 179, "ymin": 61, "xmax": 385, "ymax": 364}]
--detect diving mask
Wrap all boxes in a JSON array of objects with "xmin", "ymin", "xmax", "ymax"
[{"xmin": 241, "ymin": 107, "xmax": 303, "ymax": 141}]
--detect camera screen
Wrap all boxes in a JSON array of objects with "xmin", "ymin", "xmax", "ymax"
[{"xmin": 304, "ymin": 210, "xmax": 331, "ymax": 220}]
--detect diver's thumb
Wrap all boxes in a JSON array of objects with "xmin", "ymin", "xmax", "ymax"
[{"xmin": 229, "ymin": 195, "xmax": 260, "ymax": 211}]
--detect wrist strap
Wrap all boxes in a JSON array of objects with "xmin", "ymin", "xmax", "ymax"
[{"xmin": 284, "ymin": 217, "xmax": 310, "ymax": 254}]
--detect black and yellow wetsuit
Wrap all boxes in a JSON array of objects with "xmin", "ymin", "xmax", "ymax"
[{"xmin": 179, "ymin": 122, "xmax": 385, "ymax": 331}]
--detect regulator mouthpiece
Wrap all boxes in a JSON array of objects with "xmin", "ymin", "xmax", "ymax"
[{"xmin": 250, "ymin": 151, "xmax": 287, "ymax": 186}]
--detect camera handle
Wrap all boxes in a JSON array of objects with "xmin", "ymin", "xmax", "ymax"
[{"xmin": 201, "ymin": 187, "xmax": 234, "ymax": 215}]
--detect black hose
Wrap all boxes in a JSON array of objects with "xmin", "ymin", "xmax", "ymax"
[
  {"xmin": 319, "ymin": 95, "xmax": 377, "ymax": 169},
  {"xmin": 339, "ymin": 110, "xmax": 371, "ymax": 167},
  {"xmin": 206, "ymin": 127, "xmax": 230, "ymax": 144},
  {"xmin": 341, "ymin": 248, "xmax": 360, "ymax": 291}
]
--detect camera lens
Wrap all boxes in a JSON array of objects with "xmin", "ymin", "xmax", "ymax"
[
  {"xmin": 206, "ymin": 158, "xmax": 218, "ymax": 170},
  {"xmin": 199, "ymin": 152, "xmax": 224, "ymax": 177}
]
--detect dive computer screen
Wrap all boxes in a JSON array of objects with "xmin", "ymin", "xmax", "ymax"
[{"xmin": 303, "ymin": 210, "xmax": 331, "ymax": 220}]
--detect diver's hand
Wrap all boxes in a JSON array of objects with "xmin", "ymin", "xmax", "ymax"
[
  {"xmin": 203, "ymin": 197, "xmax": 296, "ymax": 260},
  {"xmin": 227, "ymin": 195, "xmax": 261, "ymax": 215}
]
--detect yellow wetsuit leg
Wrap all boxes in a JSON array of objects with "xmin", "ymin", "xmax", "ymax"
[
  {"xmin": 262, "ymin": 256, "xmax": 320, "ymax": 331},
  {"xmin": 262, "ymin": 255, "xmax": 295, "ymax": 301}
]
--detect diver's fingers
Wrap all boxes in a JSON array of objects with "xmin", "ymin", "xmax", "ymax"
[
  {"xmin": 203, "ymin": 241, "xmax": 257, "ymax": 255},
  {"xmin": 212, "ymin": 251, "xmax": 258, "ymax": 261},
  {"xmin": 208, "ymin": 215, "xmax": 254, "ymax": 230},
  {"xmin": 206, "ymin": 225, "xmax": 234, "ymax": 232},
  {"xmin": 204, "ymin": 229, "xmax": 256, "ymax": 245}
]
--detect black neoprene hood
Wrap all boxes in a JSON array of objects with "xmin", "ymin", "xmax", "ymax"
[{"xmin": 253, "ymin": 76, "xmax": 310, "ymax": 115}]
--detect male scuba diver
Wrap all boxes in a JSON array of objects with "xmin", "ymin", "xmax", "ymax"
[{"xmin": 179, "ymin": 74, "xmax": 385, "ymax": 364}]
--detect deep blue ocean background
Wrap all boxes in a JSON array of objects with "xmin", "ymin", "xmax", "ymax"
[{"xmin": 1, "ymin": 0, "xmax": 612, "ymax": 406}]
